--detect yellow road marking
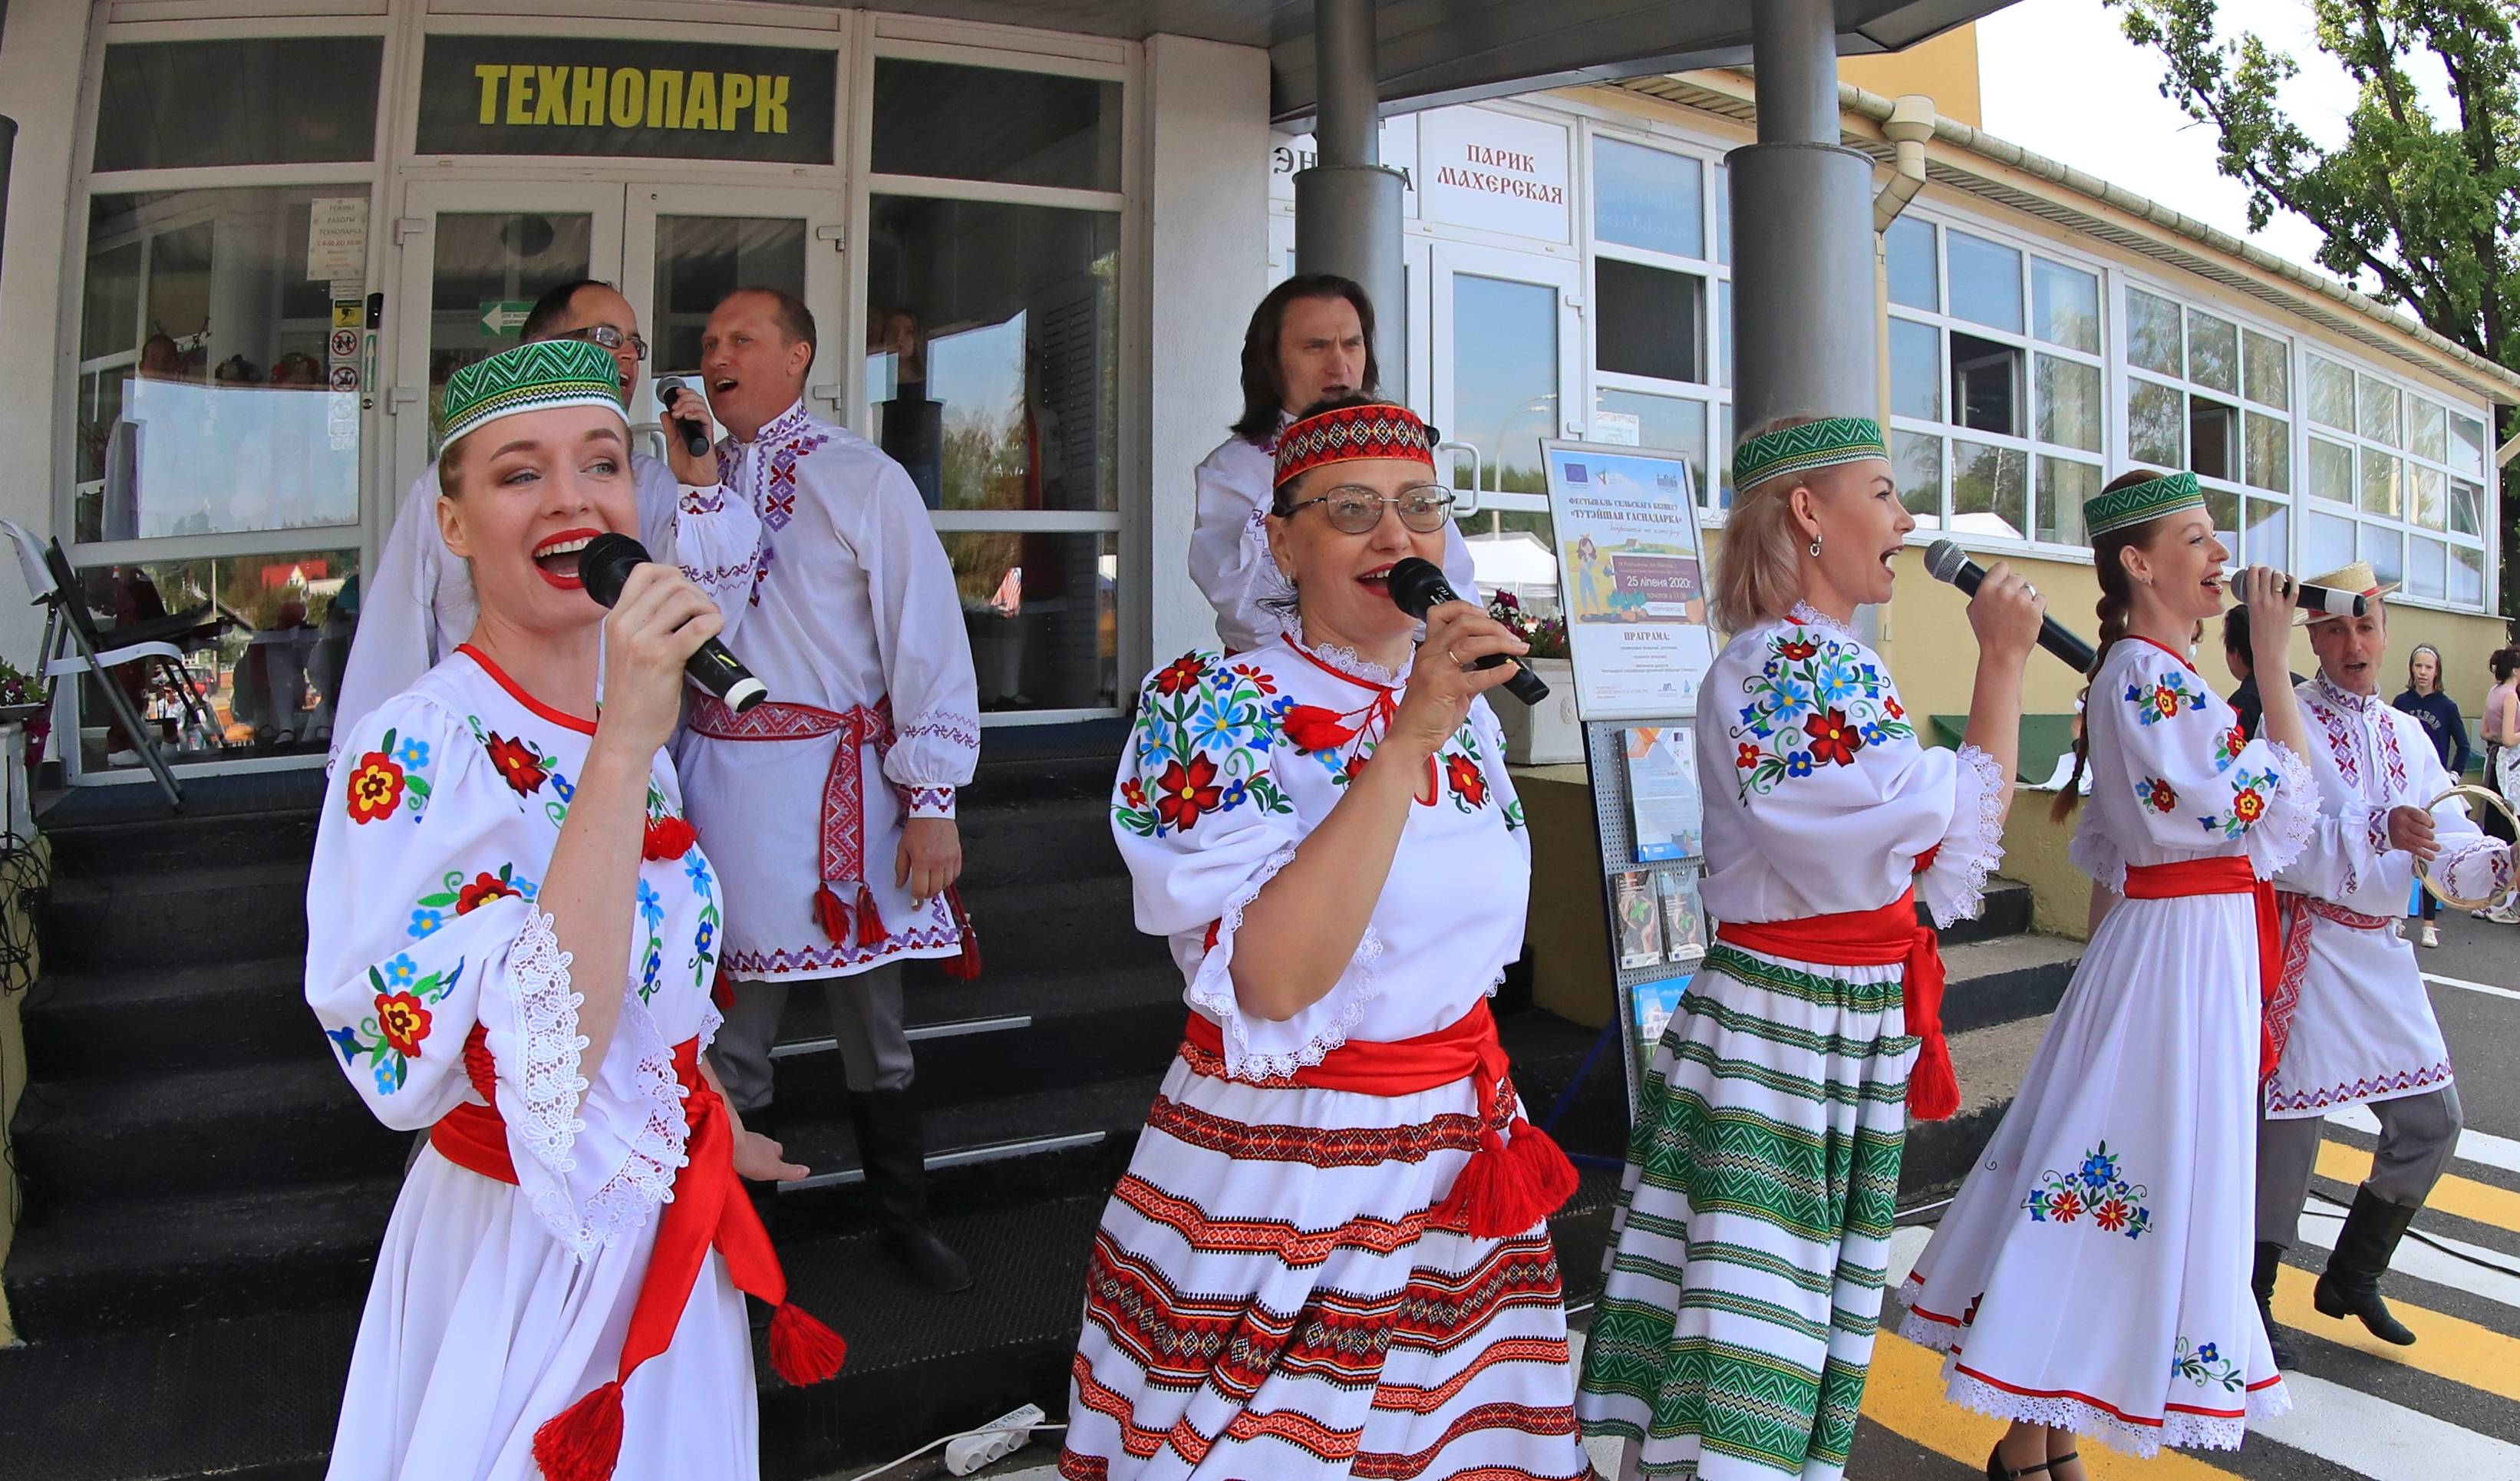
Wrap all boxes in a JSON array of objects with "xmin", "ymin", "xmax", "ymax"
[
  {"xmin": 2272, "ymin": 1264, "xmax": 2520, "ymax": 1401},
  {"xmin": 2316, "ymin": 1142, "xmax": 2520, "ymax": 1232},
  {"xmin": 1863, "ymin": 1331, "xmax": 2239, "ymax": 1476}
]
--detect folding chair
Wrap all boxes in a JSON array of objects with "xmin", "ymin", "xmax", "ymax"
[{"xmin": 2, "ymin": 520, "xmax": 219, "ymax": 807}]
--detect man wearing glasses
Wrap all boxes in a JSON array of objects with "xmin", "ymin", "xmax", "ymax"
[{"xmin": 330, "ymin": 279, "xmax": 762, "ymax": 740}]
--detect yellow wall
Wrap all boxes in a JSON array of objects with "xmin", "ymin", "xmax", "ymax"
[
  {"xmin": 0, "ymin": 836, "xmax": 51, "ymax": 1345},
  {"xmin": 1840, "ymin": 23, "xmax": 1982, "ymax": 128}
]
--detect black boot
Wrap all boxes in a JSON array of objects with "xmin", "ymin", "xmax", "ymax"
[
  {"xmin": 848, "ymin": 1090, "xmax": 975, "ymax": 1293},
  {"xmin": 2251, "ymin": 1242, "xmax": 2294, "ymax": 1368},
  {"xmin": 2314, "ymin": 1185, "xmax": 2419, "ymax": 1345}
]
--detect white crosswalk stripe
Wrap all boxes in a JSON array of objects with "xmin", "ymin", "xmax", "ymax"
[
  {"xmin": 2251, "ymin": 1369, "xmax": 2520, "ymax": 1476},
  {"xmin": 2329, "ymin": 1101, "xmax": 2520, "ymax": 1176}
]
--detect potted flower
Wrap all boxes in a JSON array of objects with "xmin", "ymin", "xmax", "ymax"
[
  {"xmin": 1486, "ymin": 592, "xmax": 1581, "ymax": 765},
  {"xmin": 0, "ymin": 659, "xmax": 44, "ymax": 724}
]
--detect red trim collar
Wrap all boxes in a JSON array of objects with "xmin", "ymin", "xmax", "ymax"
[{"xmin": 457, "ymin": 644, "xmax": 599, "ymax": 735}]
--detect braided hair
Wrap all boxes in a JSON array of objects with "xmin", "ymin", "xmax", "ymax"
[{"xmin": 2052, "ymin": 468, "xmax": 2182, "ymax": 823}]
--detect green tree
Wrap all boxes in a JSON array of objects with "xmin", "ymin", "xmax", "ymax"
[{"xmin": 2109, "ymin": 0, "xmax": 2518, "ymax": 627}]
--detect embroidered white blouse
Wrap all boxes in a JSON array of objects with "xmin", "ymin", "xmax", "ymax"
[
  {"xmin": 1698, "ymin": 605, "xmax": 2006, "ymax": 929},
  {"xmin": 1112, "ymin": 635, "xmax": 1528, "ymax": 1080}
]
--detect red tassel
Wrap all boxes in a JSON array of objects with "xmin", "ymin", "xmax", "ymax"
[
  {"xmin": 1906, "ymin": 1031, "xmax": 1961, "ymax": 1122},
  {"xmin": 642, "ymin": 815, "xmax": 698, "ymax": 862},
  {"xmin": 854, "ymin": 885, "xmax": 889, "ymax": 948},
  {"xmin": 768, "ymin": 1302, "xmax": 849, "ymax": 1386},
  {"xmin": 530, "ymin": 1380, "xmax": 625, "ymax": 1481},
  {"xmin": 942, "ymin": 891, "xmax": 982, "ymax": 981},
  {"xmin": 1430, "ymin": 1118, "xmax": 1579, "ymax": 1239},
  {"xmin": 1283, "ymin": 704, "xmax": 1361, "ymax": 753},
  {"xmin": 813, "ymin": 884, "xmax": 851, "ymax": 945}
]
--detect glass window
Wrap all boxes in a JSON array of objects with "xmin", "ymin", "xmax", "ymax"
[
  {"xmin": 2410, "ymin": 465, "xmax": 2447, "ymax": 530},
  {"xmin": 1889, "ymin": 318, "xmax": 1941, "ymax": 421},
  {"xmin": 1450, "ymin": 275, "xmax": 1559, "ymax": 494},
  {"xmin": 2307, "ymin": 355, "xmax": 2356, "ymax": 430},
  {"xmin": 2304, "ymin": 508, "xmax": 2356, "ymax": 572},
  {"xmin": 947, "ymin": 531, "xmax": 1117, "ymax": 713},
  {"xmin": 2244, "ymin": 411, "xmax": 2290, "ymax": 493},
  {"xmin": 1950, "ymin": 332, "xmax": 2022, "ymax": 437},
  {"xmin": 650, "ymin": 216, "xmax": 805, "ymax": 374},
  {"xmin": 2203, "ymin": 486, "xmax": 2241, "ymax": 555},
  {"xmin": 1592, "ymin": 137, "xmax": 1704, "ymax": 258},
  {"xmin": 2030, "ymin": 257, "xmax": 2099, "ymax": 352},
  {"xmin": 2038, "ymin": 457, "xmax": 2097, "ymax": 545},
  {"xmin": 1951, "ymin": 440, "xmax": 2027, "ymax": 539},
  {"xmin": 2452, "ymin": 543, "xmax": 2484, "ymax": 605},
  {"xmin": 1947, "ymin": 231, "xmax": 2023, "ymax": 332},
  {"xmin": 2309, "ymin": 437, "xmax": 2353, "ymax": 505},
  {"xmin": 76, "ymin": 189, "xmax": 367, "ymax": 544},
  {"xmin": 2449, "ymin": 478, "xmax": 2484, "ymax": 536},
  {"xmin": 2127, "ymin": 378, "xmax": 2183, "ymax": 466},
  {"xmin": 2406, "ymin": 535, "xmax": 2447, "ymax": 599},
  {"xmin": 2187, "ymin": 311, "xmax": 2239, "ymax": 395},
  {"xmin": 1894, "ymin": 430, "xmax": 1943, "ymax": 523},
  {"xmin": 2033, "ymin": 354, "xmax": 2101, "ymax": 452},
  {"xmin": 2449, "ymin": 412, "xmax": 2487, "ymax": 477},
  {"xmin": 1591, "ymin": 389, "xmax": 1708, "ymax": 500},
  {"xmin": 2358, "ymin": 446, "xmax": 2400, "ymax": 518},
  {"xmin": 2189, "ymin": 397, "xmax": 2238, "ymax": 482},
  {"xmin": 2357, "ymin": 374, "xmax": 2401, "ymax": 447},
  {"xmin": 1885, "ymin": 216, "xmax": 1936, "ymax": 310},
  {"xmin": 420, "ymin": 210, "xmax": 598, "ymax": 450},
  {"xmin": 2358, "ymin": 522, "xmax": 2403, "ymax": 585},
  {"xmin": 95, "ymin": 38, "xmax": 383, "ymax": 171},
  {"xmin": 1717, "ymin": 279, "xmax": 1733, "ymax": 388},
  {"xmin": 866, "ymin": 196, "xmax": 1121, "ymax": 515},
  {"xmin": 2243, "ymin": 329, "xmax": 2289, "ymax": 408},
  {"xmin": 1713, "ymin": 163, "xmax": 1730, "ymax": 266},
  {"xmin": 1594, "ymin": 259, "xmax": 1704, "ymax": 383},
  {"xmin": 872, "ymin": 59, "xmax": 1120, "ymax": 191},
  {"xmin": 2245, "ymin": 496, "xmax": 2289, "ymax": 568},
  {"xmin": 2410, "ymin": 397, "xmax": 2448, "ymax": 463},
  {"xmin": 2127, "ymin": 288, "xmax": 2182, "ymax": 378}
]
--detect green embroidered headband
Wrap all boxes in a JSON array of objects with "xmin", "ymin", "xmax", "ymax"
[
  {"xmin": 1731, "ymin": 417, "xmax": 1890, "ymax": 492},
  {"xmin": 438, "ymin": 339, "xmax": 626, "ymax": 450},
  {"xmin": 2083, "ymin": 470, "xmax": 2204, "ymax": 539}
]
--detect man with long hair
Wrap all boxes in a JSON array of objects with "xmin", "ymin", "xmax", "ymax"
[{"xmin": 1188, "ymin": 275, "xmax": 1476, "ymax": 650}]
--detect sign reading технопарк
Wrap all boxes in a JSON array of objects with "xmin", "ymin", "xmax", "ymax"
[{"xmin": 416, "ymin": 35, "xmax": 836, "ymax": 163}]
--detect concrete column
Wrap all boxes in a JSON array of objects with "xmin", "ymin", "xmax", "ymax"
[
  {"xmin": 1729, "ymin": 0, "xmax": 1876, "ymax": 434},
  {"xmin": 1293, "ymin": 0, "xmax": 1407, "ymax": 401}
]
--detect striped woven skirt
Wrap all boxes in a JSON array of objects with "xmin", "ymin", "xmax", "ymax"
[
  {"xmin": 1574, "ymin": 943, "xmax": 1913, "ymax": 1479},
  {"xmin": 1060, "ymin": 1038, "xmax": 1591, "ymax": 1480}
]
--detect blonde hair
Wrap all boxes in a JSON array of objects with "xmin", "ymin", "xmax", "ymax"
[{"xmin": 1710, "ymin": 413, "xmax": 1834, "ymax": 635}]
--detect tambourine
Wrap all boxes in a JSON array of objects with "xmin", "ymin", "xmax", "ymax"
[{"xmin": 2416, "ymin": 784, "xmax": 2520, "ymax": 912}]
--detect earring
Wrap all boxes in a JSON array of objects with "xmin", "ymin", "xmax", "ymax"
[{"xmin": 1809, "ymin": 538, "xmax": 1823, "ymax": 558}]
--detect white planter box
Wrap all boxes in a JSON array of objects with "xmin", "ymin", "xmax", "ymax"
[{"xmin": 1494, "ymin": 658, "xmax": 1581, "ymax": 765}]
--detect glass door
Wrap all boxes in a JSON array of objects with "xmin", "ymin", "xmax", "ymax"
[{"xmin": 1430, "ymin": 241, "xmax": 1583, "ymax": 592}]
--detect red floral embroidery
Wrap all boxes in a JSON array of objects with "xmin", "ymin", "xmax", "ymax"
[
  {"xmin": 455, "ymin": 872, "xmax": 523, "ymax": 915},
  {"xmin": 642, "ymin": 815, "xmax": 698, "ymax": 862},
  {"xmin": 1154, "ymin": 754, "xmax": 1224, "ymax": 832},
  {"xmin": 2228, "ymin": 724, "xmax": 2248, "ymax": 757},
  {"xmin": 1777, "ymin": 637, "xmax": 1821, "ymax": 661},
  {"xmin": 1153, "ymin": 656, "xmax": 1208, "ymax": 696},
  {"xmin": 1736, "ymin": 742, "xmax": 1761, "ymax": 771},
  {"xmin": 1806, "ymin": 708, "xmax": 1865, "ymax": 767},
  {"xmin": 2142, "ymin": 777, "xmax": 2178, "ymax": 813},
  {"xmin": 1120, "ymin": 777, "xmax": 1148, "ymax": 810},
  {"xmin": 1229, "ymin": 663, "xmax": 1278, "ymax": 696},
  {"xmin": 2095, "ymin": 1197, "xmax": 2133, "ymax": 1232},
  {"xmin": 1446, "ymin": 754, "xmax": 1487, "ymax": 807},
  {"xmin": 374, "ymin": 991, "xmax": 433, "ymax": 1057},
  {"xmin": 2231, "ymin": 787, "xmax": 2266, "ymax": 823},
  {"xmin": 2047, "ymin": 1189, "xmax": 2084, "ymax": 1223},
  {"xmin": 346, "ymin": 752, "xmax": 405, "ymax": 823},
  {"xmin": 1884, "ymin": 695, "xmax": 1905, "ymax": 721},
  {"xmin": 484, "ymin": 733, "xmax": 547, "ymax": 795}
]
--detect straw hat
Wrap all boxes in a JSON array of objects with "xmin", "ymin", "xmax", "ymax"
[{"xmin": 2296, "ymin": 559, "xmax": 2398, "ymax": 625}]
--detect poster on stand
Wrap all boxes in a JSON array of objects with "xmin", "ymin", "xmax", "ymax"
[
  {"xmin": 1622, "ymin": 724, "xmax": 1703, "ymax": 860},
  {"xmin": 1611, "ymin": 869, "xmax": 1663, "ymax": 969},
  {"xmin": 1624, "ymin": 973, "xmax": 1694, "ymax": 1106},
  {"xmin": 1541, "ymin": 440, "xmax": 1717, "ymax": 720},
  {"xmin": 1658, "ymin": 869, "xmax": 1707, "ymax": 956}
]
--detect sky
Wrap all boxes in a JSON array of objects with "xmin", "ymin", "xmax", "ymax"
[{"xmin": 1973, "ymin": 0, "xmax": 2446, "ymax": 289}]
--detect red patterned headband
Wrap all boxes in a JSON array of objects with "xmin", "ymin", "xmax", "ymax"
[{"xmin": 1272, "ymin": 402, "xmax": 1436, "ymax": 490}]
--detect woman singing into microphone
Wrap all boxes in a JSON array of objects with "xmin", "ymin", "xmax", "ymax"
[
  {"xmin": 1900, "ymin": 470, "xmax": 2317, "ymax": 1476},
  {"xmin": 1064, "ymin": 397, "xmax": 1593, "ymax": 1479},
  {"xmin": 1577, "ymin": 415, "xmax": 2041, "ymax": 1480}
]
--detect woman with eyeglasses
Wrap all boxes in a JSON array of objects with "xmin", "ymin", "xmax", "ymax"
[{"xmin": 1064, "ymin": 397, "xmax": 1592, "ymax": 1479}]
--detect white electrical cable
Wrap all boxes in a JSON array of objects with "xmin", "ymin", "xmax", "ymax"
[{"xmin": 845, "ymin": 1421, "xmax": 1069, "ymax": 1481}]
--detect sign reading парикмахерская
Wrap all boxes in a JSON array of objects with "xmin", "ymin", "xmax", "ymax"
[{"xmin": 416, "ymin": 35, "xmax": 836, "ymax": 163}]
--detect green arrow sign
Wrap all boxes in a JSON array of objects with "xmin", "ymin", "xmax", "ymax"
[{"xmin": 480, "ymin": 299, "xmax": 533, "ymax": 339}]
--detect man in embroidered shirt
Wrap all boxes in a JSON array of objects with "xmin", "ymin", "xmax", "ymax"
[
  {"xmin": 675, "ymin": 286, "xmax": 982, "ymax": 1293},
  {"xmin": 2254, "ymin": 562, "xmax": 2510, "ymax": 1364},
  {"xmin": 1189, "ymin": 275, "xmax": 1477, "ymax": 651}
]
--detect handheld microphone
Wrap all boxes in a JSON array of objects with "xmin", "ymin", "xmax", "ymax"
[
  {"xmin": 579, "ymin": 533, "xmax": 768, "ymax": 714},
  {"xmin": 655, "ymin": 376, "xmax": 713, "ymax": 460},
  {"xmin": 2216, "ymin": 566, "xmax": 2369, "ymax": 617},
  {"xmin": 1924, "ymin": 539, "xmax": 2098, "ymax": 674},
  {"xmin": 1386, "ymin": 557, "xmax": 1552, "ymax": 707}
]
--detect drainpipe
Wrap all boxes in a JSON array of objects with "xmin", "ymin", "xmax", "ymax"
[
  {"xmin": 1871, "ymin": 94, "xmax": 1935, "ymax": 434},
  {"xmin": 1295, "ymin": 0, "xmax": 1409, "ymax": 401}
]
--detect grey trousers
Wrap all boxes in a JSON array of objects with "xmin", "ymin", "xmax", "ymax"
[
  {"xmin": 708, "ymin": 961, "xmax": 914, "ymax": 1113},
  {"xmin": 2257, "ymin": 1083, "xmax": 2463, "ymax": 1245}
]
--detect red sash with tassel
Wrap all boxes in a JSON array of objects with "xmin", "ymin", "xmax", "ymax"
[
  {"xmin": 429, "ymin": 1027, "xmax": 847, "ymax": 1481},
  {"xmin": 1712, "ymin": 849, "xmax": 1958, "ymax": 1120},
  {"xmin": 2121, "ymin": 855, "xmax": 2281, "ymax": 1080},
  {"xmin": 1178, "ymin": 1001, "xmax": 1578, "ymax": 1239}
]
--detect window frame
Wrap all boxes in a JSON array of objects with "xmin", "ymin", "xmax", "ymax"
[
  {"xmin": 2111, "ymin": 277, "xmax": 2294, "ymax": 570},
  {"xmin": 2298, "ymin": 341, "xmax": 2495, "ymax": 612}
]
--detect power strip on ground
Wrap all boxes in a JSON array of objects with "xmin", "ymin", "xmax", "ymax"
[{"xmin": 944, "ymin": 1403, "xmax": 1047, "ymax": 1475}]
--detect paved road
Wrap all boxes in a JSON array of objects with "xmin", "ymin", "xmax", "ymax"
[{"xmin": 857, "ymin": 911, "xmax": 2520, "ymax": 1481}]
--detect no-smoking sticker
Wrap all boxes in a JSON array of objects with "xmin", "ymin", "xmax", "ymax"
[
  {"xmin": 330, "ymin": 365, "xmax": 360, "ymax": 392},
  {"xmin": 328, "ymin": 328, "xmax": 359, "ymax": 361}
]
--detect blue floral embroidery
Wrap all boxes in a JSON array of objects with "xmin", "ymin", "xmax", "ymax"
[
  {"xmin": 394, "ymin": 737, "xmax": 430, "ymax": 770},
  {"xmin": 2171, "ymin": 1336, "xmax": 2242, "ymax": 1392},
  {"xmin": 1115, "ymin": 653, "xmax": 1294, "ymax": 839},
  {"xmin": 2124, "ymin": 670, "xmax": 2208, "ymax": 725},
  {"xmin": 685, "ymin": 853, "xmax": 714, "ymax": 891},
  {"xmin": 1729, "ymin": 627, "xmax": 1914, "ymax": 798},
  {"xmin": 408, "ymin": 908, "xmax": 444, "ymax": 939},
  {"xmin": 2197, "ymin": 767, "xmax": 2277, "ymax": 839},
  {"xmin": 382, "ymin": 954, "xmax": 419, "ymax": 988},
  {"xmin": 637, "ymin": 879, "xmax": 665, "ymax": 932},
  {"xmin": 2023, "ymin": 1140, "xmax": 2152, "ymax": 1239}
]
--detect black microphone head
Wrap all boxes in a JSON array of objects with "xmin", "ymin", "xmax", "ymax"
[
  {"xmin": 1924, "ymin": 539, "xmax": 1971, "ymax": 585},
  {"xmin": 1386, "ymin": 557, "xmax": 1455, "ymax": 619},
  {"xmin": 578, "ymin": 532, "xmax": 652, "ymax": 609},
  {"xmin": 656, "ymin": 374, "xmax": 688, "ymax": 403}
]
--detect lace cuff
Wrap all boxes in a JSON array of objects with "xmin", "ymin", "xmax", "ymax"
[
  {"xmin": 2246, "ymin": 740, "xmax": 2320, "ymax": 880},
  {"xmin": 2066, "ymin": 811, "xmax": 2126, "ymax": 893},
  {"xmin": 1921, "ymin": 743, "xmax": 2008, "ymax": 929},
  {"xmin": 1184, "ymin": 840, "xmax": 1387, "ymax": 1082}
]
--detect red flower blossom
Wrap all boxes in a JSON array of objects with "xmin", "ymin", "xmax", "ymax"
[
  {"xmin": 2048, "ymin": 1189, "xmax": 2084, "ymax": 1223},
  {"xmin": 1806, "ymin": 708, "xmax": 1865, "ymax": 767},
  {"xmin": 1446, "ymin": 754, "xmax": 1487, "ymax": 806},
  {"xmin": 1230, "ymin": 663, "xmax": 1278, "ymax": 696},
  {"xmin": 2094, "ymin": 1198, "xmax": 2132, "ymax": 1232},
  {"xmin": 2149, "ymin": 684, "xmax": 2184, "ymax": 721},
  {"xmin": 374, "ymin": 991, "xmax": 433, "ymax": 1057},
  {"xmin": 2143, "ymin": 778, "xmax": 2178, "ymax": 813},
  {"xmin": 1120, "ymin": 777, "xmax": 1148, "ymax": 810},
  {"xmin": 484, "ymin": 732, "xmax": 547, "ymax": 795},
  {"xmin": 1737, "ymin": 742, "xmax": 1762, "ymax": 771},
  {"xmin": 1153, "ymin": 655, "xmax": 1207, "ymax": 696},
  {"xmin": 642, "ymin": 815, "xmax": 698, "ymax": 861},
  {"xmin": 2226, "ymin": 724, "xmax": 2248, "ymax": 757},
  {"xmin": 455, "ymin": 871, "xmax": 523, "ymax": 915},
  {"xmin": 1776, "ymin": 637, "xmax": 1821, "ymax": 661},
  {"xmin": 1154, "ymin": 754, "xmax": 1224, "ymax": 831},
  {"xmin": 1885, "ymin": 696, "xmax": 1905, "ymax": 721},
  {"xmin": 1283, "ymin": 704, "xmax": 1359, "ymax": 753},
  {"xmin": 2231, "ymin": 787, "xmax": 2265, "ymax": 823},
  {"xmin": 346, "ymin": 752, "xmax": 405, "ymax": 823}
]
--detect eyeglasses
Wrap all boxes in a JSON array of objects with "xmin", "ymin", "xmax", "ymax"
[
  {"xmin": 1280, "ymin": 483, "xmax": 1456, "ymax": 534},
  {"xmin": 557, "ymin": 325, "xmax": 649, "ymax": 361}
]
